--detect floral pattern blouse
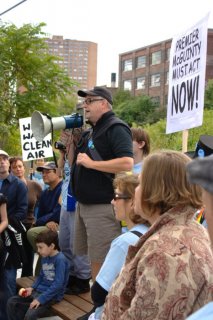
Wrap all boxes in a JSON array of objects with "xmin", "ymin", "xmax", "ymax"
[{"xmin": 101, "ymin": 205, "xmax": 213, "ymax": 320}]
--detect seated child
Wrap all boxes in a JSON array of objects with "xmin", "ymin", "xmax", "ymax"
[{"xmin": 7, "ymin": 229, "xmax": 70, "ymax": 320}]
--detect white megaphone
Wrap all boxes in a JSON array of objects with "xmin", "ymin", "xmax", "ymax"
[{"xmin": 31, "ymin": 110, "xmax": 83, "ymax": 141}]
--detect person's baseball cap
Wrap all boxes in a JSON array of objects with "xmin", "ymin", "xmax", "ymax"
[
  {"xmin": 185, "ymin": 135, "xmax": 213, "ymax": 159},
  {"xmin": 186, "ymin": 155, "xmax": 213, "ymax": 194},
  {"xmin": 37, "ymin": 161, "xmax": 57, "ymax": 172},
  {"xmin": 0, "ymin": 150, "xmax": 9, "ymax": 158},
  {"xmin": 78, "ymin": 86, "xmax": 113, "ymax": 105}
]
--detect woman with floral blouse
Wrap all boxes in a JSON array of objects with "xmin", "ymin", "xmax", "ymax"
[{"xmin": 101, "ymin": 151, "xmax": 213, "ymax": 320}]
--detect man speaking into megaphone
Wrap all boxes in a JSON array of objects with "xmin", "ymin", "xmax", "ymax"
[{"xmin": 70, "ymin": 86, "xmax": 134, "ymax": 288}]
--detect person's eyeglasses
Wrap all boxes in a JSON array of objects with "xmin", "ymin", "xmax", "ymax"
[
  {"xmin": 113, "ymin": 193, "xmax": 131, "ymax": 201},
  {"xmin": 0, "ymin": 156, "xmax": 8, "ymax": 161},
  {"xmin": 83, "ymin": 98, "xmax": 104, "ymax": 105}
]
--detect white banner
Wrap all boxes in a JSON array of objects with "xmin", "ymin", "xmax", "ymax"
[
  {"xmin": 166, "ymin": 13, "xmax": 209, "ymax": 134},
  {"xmin": 19, "ymin": 117, "xmax": 53, "ymax": 161}
]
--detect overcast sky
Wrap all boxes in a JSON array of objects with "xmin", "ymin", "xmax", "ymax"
[{"xmin": 0, "ymin": 0, "xmax": 213, "ymax": 86}]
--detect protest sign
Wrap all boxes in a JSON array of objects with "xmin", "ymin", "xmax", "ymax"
[
  {"xmin": 19, "ymin": 117, "xmax": 53, "ymax": 161},
  {"xmin": 166, "ymin": 13, "xmax": 209, "ymax": 134}
]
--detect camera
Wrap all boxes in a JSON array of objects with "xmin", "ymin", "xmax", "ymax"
[{"xmin": 54, "ymin": 141, "xmax": 66, "ymax": 150}]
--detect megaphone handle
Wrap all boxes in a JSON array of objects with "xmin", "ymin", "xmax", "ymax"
[
  {"xmin": 43, "ymin": 112, "xmax": 58, "ymax": 169},
  {"xmin": 30, "ymin": 160, "xmax": 33, "ymax": 180}
]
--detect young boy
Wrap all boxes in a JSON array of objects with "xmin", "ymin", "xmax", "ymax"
[{"xmin": 7, "ymin": 229, "xmax": 70, "ymax": 320}]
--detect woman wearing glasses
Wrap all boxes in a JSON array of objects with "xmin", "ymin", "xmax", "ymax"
[
  {"xmin": 101, "ymin": 151, "xmax": 213, "ymax": 320},
  {"xmin": 78, "ymin": 172, "xmax": 149, "ymax": 320}
]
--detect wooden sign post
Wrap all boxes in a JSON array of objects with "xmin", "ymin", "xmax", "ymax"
[{"xmin": 182, "ymin": 129, "xmax": 189, "ymax": 152}]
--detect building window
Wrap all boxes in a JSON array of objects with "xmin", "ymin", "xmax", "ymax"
[
  {"xmin": 166, "ymin": 48, "xmax": 171, "ymax": 61},
  {"xmin": 150, "ymin": 73, "xmax": 160, "ymax": 87},
  {"xmin": 151, "ymin": 51, "xmax": 161, "ymax": 65},
  {"xmin": 123, "ymin": 59, "xmax": 132, "ymax": 71},
  {"xmin": 136, "ymin": 56, "xmax": 146, "ymax": 68},
  {"xmin": 136, "ymin": 76, "xmax": 146, "ymax": 89},
  {"xmin": 123, "ymin": 80, "xmax": 132, "ymax": 90}
]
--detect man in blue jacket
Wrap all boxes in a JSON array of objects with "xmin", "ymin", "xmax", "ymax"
[{"xmin": 27, "ymin": 161, "xmax": 62, "ymax": 275}]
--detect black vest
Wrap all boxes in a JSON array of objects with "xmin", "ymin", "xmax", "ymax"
[{"xmin": 71, "ymin": 111, "xmax": 131, "ymax": 204}]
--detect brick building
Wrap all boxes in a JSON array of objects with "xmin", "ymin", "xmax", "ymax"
[
  {"xmin": 45, "ymin": 35, "xmax": 97, "ymax": 90},
  {"xmin": 119, "ymin": 29, "xmax": 213, "ymax": 106}
]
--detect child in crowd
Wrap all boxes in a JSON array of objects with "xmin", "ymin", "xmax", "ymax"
[
  {"xmin": 7, "ymin": 229, "xmax": 70, "ymax": 320},
  {"xmin": 121, "ymin": 127, "xmax": 150, "ymax": 233},
  {"xmin": 78, "ymin": 172, "xmax": 149, "ymax": 320},
  {"xmin": 131, "ymin": 127, "xmax": 150, "ymax": 174}
]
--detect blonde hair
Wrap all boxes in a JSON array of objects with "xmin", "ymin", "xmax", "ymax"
[
  {"xmin": 113, "ymin": 172, "xmax": 147, "ymax": 224},
  {"xmin": 140, "ymin": 150, "xmax": 202, "ymax": 217}
]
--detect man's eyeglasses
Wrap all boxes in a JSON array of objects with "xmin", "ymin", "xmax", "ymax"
[
  {"xmin": 0, "ymin": 156, "xmax": 8, "ymax": 161},
  {"xmin": 83, "ymin": 98, "xmax": 104, "ymax": 105},
  {"xmin": 113, "ymin": 193, "xmax": 131, "ymax": 201}
]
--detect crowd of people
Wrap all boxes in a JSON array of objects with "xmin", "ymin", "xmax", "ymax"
[{"xmin": 0, "ymin": 86, "xmax": 213, "ymax": 320}]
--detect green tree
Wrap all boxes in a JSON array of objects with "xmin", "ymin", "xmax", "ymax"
[
  {"xmin": 47, "ymin": 94, "xmax": 78, "ymax": 117},
  {"xmin": 0, "ymin": 22, "xmax": 77, "ymax": 151},
  {"xmin": 143, "ymin": 109, "xmax": 213, "ymax": 152},
  {"xmin": 113, "ymin": 90, "xmax": 164, "ymax": 126},
  {"xmin": 204, "ymin": 79, "xmax": 213, "ymax": 110},
  {"xmin": 113, "ymin": 89, "xmax": 133, "ymax": 107},
  {"xmin": 0, "ymin": 22, "xmax": 77, "ymax": 154}
]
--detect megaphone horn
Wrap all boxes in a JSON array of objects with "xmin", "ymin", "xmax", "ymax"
[{"xmin": 31, "ymin": 111, "xmax": 83, "ymax": 141}]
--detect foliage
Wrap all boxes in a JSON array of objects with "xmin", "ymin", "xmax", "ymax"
[
  {"xmin": 113, "ymin": 89, "xmax": 133, "ymax": 106},
  {"xmin": 204, "ymin": 79, "xmax": 213, "ymax": 110},
  {"xmin": 0, "ymin": 22, "xmax": 77, "ymax": 123},
  {"xmin": 46, "ymin": 94, "xmax": 77, "ymax": 117},
  {"xmin": 143, "ymin": 109, "xmax": 213, "ymax": 152},
  {"xmin": 113, "ymin": 90, "xmax": 165, "ymax": 126},
  {"xmin": 0, "ymin": 21, "xmax": 78, "ymax": 152},
  {"xmin": 0, "ymin": 125, "xmax": 22, "ymax": 156}
]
